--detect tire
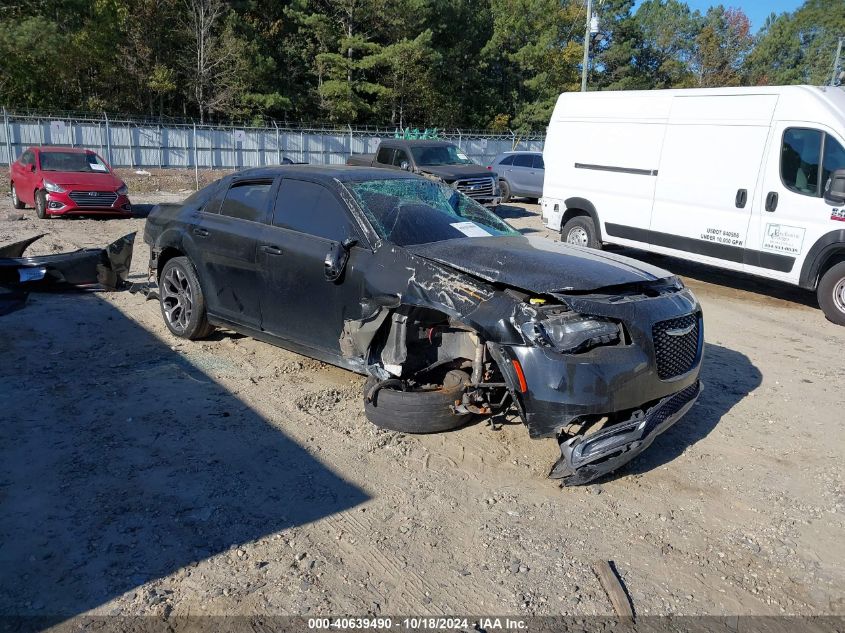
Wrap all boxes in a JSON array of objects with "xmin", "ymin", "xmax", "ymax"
[
  {"xmin": 363, "ymin": 370, "xmax": 473, "ymax": 434},
  {"xmin": 498, "ymin": 180, "xmax": 511, "ymax": 203},
  {"xmin": 817, "ymin": 261, "xmax": 845, "ymax": 326},
  {"xmin": 159, "ymin": 256, "xmax": 215, "ymax": 339},
  {"xmin": 10, "ymin": 184, "xmax": 25, "ymax": 209},
  {"xmin": 34, "ymin": 190, "xmax": 48, "ymax": 219},
  {"xmin": 561, "ymin": 215, "xmax": 600, "ymax": 249}
]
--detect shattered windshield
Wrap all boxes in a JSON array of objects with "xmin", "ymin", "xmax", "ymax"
[
  {"xmin": 40, "ymin": 151, "xmax": 110, "ymax": 173},
  {"xmin": 410, "ymin": 145, "xmax": 475, "ymax": 166},
  {"xmin": 348, "ymin": 178, "xmax": 519, "ymax": 247}
]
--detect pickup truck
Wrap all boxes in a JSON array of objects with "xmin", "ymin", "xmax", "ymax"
[{"xmin": 347, "ymin": 139, "xmax": 500, "ymax": 207}]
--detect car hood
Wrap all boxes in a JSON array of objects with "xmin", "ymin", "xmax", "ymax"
[
  {"xmin": 40, "ymin": 171, "xmax": 122, "ymax": 189},
  {"xmin": 417, "ymin": 165, "xmax": 496, "ymax": 181},
  {"xmin": 407, "ymin": 235, "xmax": 672, "ymax": 293}
]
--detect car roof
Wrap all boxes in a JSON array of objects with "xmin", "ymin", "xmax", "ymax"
[
  {"xmin": 233, "ymin": 164, "xmax": 428, "ymax": 184},
  {"xmin": 32, "ymin": 146, "xmax": 92, "ymax": 154}
]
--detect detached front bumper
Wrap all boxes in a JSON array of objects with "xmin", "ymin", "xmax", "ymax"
[{"xmin": 550, "ymin": 380, "xmax": 702, "ymax": 485}]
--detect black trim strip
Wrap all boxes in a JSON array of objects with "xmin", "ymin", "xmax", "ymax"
[
  {"xmin": 574, "ymin": 162, "xmax": 658, "ymax": 176},
  {"xmin": 605, "ymin": 223, "xmax": 795, "ymax": 273}
]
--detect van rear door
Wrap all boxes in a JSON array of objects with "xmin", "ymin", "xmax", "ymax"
[{"xmin": 646, "ymin": 94, "xmax": 777, "ymax": 270}]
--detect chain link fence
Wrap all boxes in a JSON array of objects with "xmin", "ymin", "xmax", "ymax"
[{"xmin": 0, "ymin": 109, "xmax": 545, "ymax": 169}]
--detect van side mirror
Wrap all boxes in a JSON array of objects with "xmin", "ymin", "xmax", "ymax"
[
  {"xmin": 324, "ymin": 236, "xmax": 358, "ymax": 282},
  {"xmin": 824, "ymin": 169, "xmax": 845, "ymax": 206}
]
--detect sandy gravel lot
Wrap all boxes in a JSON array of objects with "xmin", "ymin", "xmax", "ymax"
[{"xmin": 0, "ymin": 188, "xmax": 843, "ymax": 624}]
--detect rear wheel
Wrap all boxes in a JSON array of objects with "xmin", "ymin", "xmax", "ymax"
[
  {"xmin": 363, "ymin": 370, "xmax": 472, "ymax": 434},
  {"xmin": 159, "ymin": 256, "xmax": 215, "ymax": 339},
  {"xmin": 34, "ymin": 190, "xmax": 48, "ymax": 219},
  {"xmin": 10, "ymin": 184, "xmax": 25, "ymax": 209},
  {"xmin": 818, "ymin": 261, "xmax": 845, "ymax": 326},
  {"xmin": 561, "ymin": 215, "xmax": 600, "ymax": 249},
  {"xmin": 498, "ymin": 180, "xmax": 511, "ymax": 203}
]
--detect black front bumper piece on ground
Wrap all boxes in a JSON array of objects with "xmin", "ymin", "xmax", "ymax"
[{"xmin": 550, "ymin": 380, "xmax": 702, "ymax": 485}]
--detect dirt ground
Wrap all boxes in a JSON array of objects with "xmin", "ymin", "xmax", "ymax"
[{"xmin": 0, "ymin": 186, "xmax": 843, "ymax": 623}]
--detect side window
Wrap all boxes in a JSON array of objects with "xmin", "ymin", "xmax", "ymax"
[
  {"xmin": 273, "ymin": 179, "xmax": 354, "ymax": 242},
  {"xmin": 499, "ymin": 155, "xmax": 515, "ymax": 166},
  {"xmin": 21, "ymin": 151, "xmax": 33, "ymax": 166},
  {"xmin": 532, "ymin": 154, "xmax": 545, "ymax": 170},
  {"xmin": 219, "ymin": 180, "xmax": 272, "ymax": 222},
  {"xmin": 392, "ymin": 149, "xmax": 409, "ymax": 167},
  {"xmin": 781, "ymin": 128, "xmax": 822, "ymax": 196},
  {"xmin": 513, "ymin": 154, "xmax": 533, "ymax": 168},
  {"xmin": 822, "ymin": 135, "xmax": 845, "ymax": 190},
  {"xmin": 376, "ymin": 147, "xmax": 395, "ymax": 165}
]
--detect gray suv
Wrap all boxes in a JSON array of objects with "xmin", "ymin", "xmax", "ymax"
[{"xmin": 489, "ymin": 151, "xmax": 544, "ymax": 203}]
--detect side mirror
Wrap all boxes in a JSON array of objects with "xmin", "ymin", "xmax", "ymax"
[
  {"xmin": 399, "ymin": 160, "xmax": 410, "ymax": 171},
  {"xmin": 824, "ymin": 169, "xmax": 845, "ymax": 206},
  {"xmin": 29, "ymin": 164, "xmax": 36, "ymax": 172},
  {"xmin": 324, "ymin": 236, "xmax": 358, "ymax": 282}
]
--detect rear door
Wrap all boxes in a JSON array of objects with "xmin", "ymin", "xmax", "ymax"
[
  {"xmin": 750, "ymin": 124, "xmax": 845, "ymax": 283},
  {"xmin": 256, "ymin": 178, "xmax": 368, "ymax": 353},
  {"xmin": 528, "ymin": 154, "xmax": 545, "ymax": 198},
  {"xmin": 193, "ymin": 177, "xmax": 275, "ymax": 328},
  {"xmin": 510, "ymin": 154, "xmax": 534, "ymax": 195},
  {"xmin": 647, "ymin": 94, "xmax": 777, "ymax": 271}
]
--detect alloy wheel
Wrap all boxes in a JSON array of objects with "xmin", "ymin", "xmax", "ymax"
[{"xmin": 161, "ymin": 266, "xmax": 193, "ymax": 332}]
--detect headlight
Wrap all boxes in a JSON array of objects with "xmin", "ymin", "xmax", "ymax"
[
  {"xmin": 43, "ymin": 181, "xmax": 65, "ymax": 193},
  {"xmin": 520, "ymin": 311, "xmax": 621, "ymax": 353},
  {"xmin": 117, "ymin": 184, "xmax": 129, "ymax": 196}
]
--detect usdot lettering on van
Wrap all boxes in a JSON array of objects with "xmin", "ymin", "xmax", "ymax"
[{"xmin": 542, "ymin": 85, "xmax": 845, "ymax": 325}]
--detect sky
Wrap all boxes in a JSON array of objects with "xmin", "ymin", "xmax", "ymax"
[{"xmin": 631, "ymin": 0, "xmax": 804, "ymax": 32}]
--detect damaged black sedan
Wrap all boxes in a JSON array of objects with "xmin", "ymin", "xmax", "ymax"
[{"xmin": 144, "ymin": 166, "xmax": 703, "ymax": 485}]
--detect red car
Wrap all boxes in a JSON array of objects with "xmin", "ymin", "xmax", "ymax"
[{"xmin": 9, "ymin": 146, "xmax": 132, "ymax": 219}]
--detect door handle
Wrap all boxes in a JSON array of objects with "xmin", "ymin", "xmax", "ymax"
[
  {"xmin": 261, "ymin": 245, "xmax": 283, "ymax": 255},
  {"xmin": 735, "ymin": 188, "xmax": 747, "ymax": 208},
  {"xmin": 192, "ymin": 228, "xmax": 209, "ymax": 237},
  {"xmin": 765, "ymin": 191, "xmax": 778, "ymax": 212}
]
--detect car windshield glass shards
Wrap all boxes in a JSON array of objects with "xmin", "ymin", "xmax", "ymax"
[{"xmin": 348, "ymin": 178, "xmax": 519, "ymax": 247}]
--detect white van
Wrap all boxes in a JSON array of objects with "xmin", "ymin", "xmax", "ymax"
[{"xmin": 541, "ymin": 86, "xmax": 845, "ymax": 325}]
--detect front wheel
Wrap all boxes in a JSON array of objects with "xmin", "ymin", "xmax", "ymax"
[
  {"xmin": 818, "ymin": 261, "xmax": 845, "ymax": 326},
  {"xmin": 11, "ymin": 184, "xmax": 25, "ymax": 209},
  {"xmin": 561, "ymin": 215, "xmax": 600, "ymax": 249},
  {"xmin": 159, "ymin": 256, "xmax": 215, "ymax": 339},
  {"xmin": 34, "ymin": 190, "xmax": 48, "ymax": 219}
]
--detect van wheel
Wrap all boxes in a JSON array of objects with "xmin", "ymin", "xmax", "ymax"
[
  {"xmin": 363, "ymin": 370, "xmax": 472, "ymax": 434},
  {"xmin": 498, "ymin": 180, "xmax": 511, "ymax": 203},
  {"xmin": 818, "ymin": 261, "xmax": 845, "ymax": 326},
  {"xmin": 561, "ymin": 215, "xmax": 600, "ymax": 249}
]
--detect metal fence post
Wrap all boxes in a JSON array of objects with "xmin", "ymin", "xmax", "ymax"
[
  {"xmin": 127, "ymin": 122, "xmax": 134, "ymax": 167},
  {"xmin": 103, "ymin": 112, "xmax": 113, "ymax": 166},
  {"xmin": 158, "ymin": 124, "xmax": 162, "ymax": 169},
  {"xmin": 300, "ymin": 130, "xmax": 304, "ymax": 163},
  {"xmin": 193, "ymin": 122, "xmax": 199, "ymax": 190},
  {"xmin": 273, "ymin": 121, "xmax": 281, "ymax": 165},
  {"xmin": 2, "ymin": 108, "xmax": 11, "ymax": 165}
]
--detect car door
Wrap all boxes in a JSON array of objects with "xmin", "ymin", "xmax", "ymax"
[
  {"xmin": 13, "ymin": 150, "xmax": 36, "ymax": 205},
  {"xmin": 529, "ymin": 154, "xmax": 545, "ymax": 198},
  {"xmin": 192, "ymin": 176, "xmax": 275, "ymax": 329},
  {"xmin": 255, "ymin": 177, "xmax": 368, "ymax": 355},
  {"xmin": 750, "ymin": 124, "xmax": 845, "ymax": 283},
  {"xmin": 510, "ymin": 154, "xmax": 534, "ymax": 195}
]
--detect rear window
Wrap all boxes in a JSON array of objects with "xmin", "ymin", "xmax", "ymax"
[
  {"xmin": 532, "ymin": 155, "xmax": 545, "ymax": 170},
  {"xmin": 513, "ymin": 154, "xmax": 533, "ymax": 168},
  {"xmin": 498, "ymin": 155, "xmax": 515, "ymax": 166},
  {"xmin": 219, "ymin": 180, "xmax": 272, "ymax": 222},
  {"xmin": 376, "ymin": 147, "xmax": 394, "ymax": 165}
]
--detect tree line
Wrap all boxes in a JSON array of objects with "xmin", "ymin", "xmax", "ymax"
[{"xmin": 0, "ymin": 0, "xmax": 842, "ymax": 131}]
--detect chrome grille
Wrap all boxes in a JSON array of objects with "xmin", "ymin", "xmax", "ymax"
[
  {"xmin": 68, "ymin": 191, "xmax": 118, "ymax": 207},
  {"xmin": 652, "ymin": 313, "xmax": 700, "ymax": 380},
  {"xmin": 454, "ymin": 177, "xmax": 495, "ymax": 199}
]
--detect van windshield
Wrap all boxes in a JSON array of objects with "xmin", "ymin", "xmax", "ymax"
[{"xmin": 348, "ymin": 178, "xmax": 519, "ymax": 246}]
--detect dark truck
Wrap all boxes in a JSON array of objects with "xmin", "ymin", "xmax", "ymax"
[{"xmin": 347, "ymin": 139, "xmax": 500, "ymax": 207}]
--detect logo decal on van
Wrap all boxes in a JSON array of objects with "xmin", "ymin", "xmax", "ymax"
[
  {"xmin": 762, "ymin": 223, "xmax": 805, "ymax": 255},
  {"xmin": 832, "ymin": 208, "xmax": 845, "ymax": 222}
]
